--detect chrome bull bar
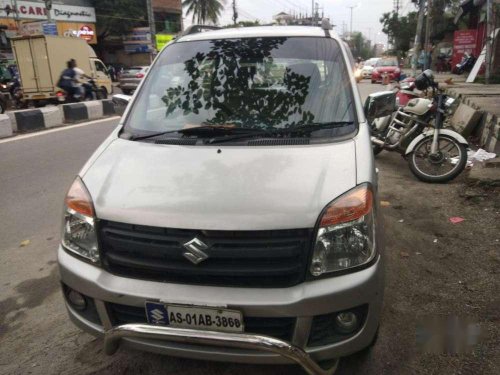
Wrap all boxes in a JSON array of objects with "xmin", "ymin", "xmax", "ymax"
[{"xmin": 104, "ymin": 324, "xmax": 339, "ymax": 375}]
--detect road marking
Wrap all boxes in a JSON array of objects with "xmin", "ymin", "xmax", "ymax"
[{"xmin": 0, "ymin": 116, "xmax": 121, "ymax": 144}]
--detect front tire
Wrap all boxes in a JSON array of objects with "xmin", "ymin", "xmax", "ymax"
[
  {"xmin": 97, "ymin": 87, "xmax": 108, "ymax": 100},
  {"xmin": 408, "ymin": 135, "xmax": 467, "ymax": 183}
]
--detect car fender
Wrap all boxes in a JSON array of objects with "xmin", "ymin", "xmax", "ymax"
[{"xmin": 405, "ymin": 129, "xmax": 468, "ymax": 155}]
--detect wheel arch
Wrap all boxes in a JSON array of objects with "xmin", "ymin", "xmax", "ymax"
[{"xmin": 405, "ymin": 129, "xmax": 468, "ymax": 155}]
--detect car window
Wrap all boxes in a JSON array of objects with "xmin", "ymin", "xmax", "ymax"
[
  {"xmin": 376, "ymin": 59, "xmax": 398, "ymax": 67},
  {"xmin": 125, "ymin": 37, "xmax": 356, "ymax": 138},
  {"xmin": 95, "ymin": 61, "xmax": 107, "ymax": 73}
]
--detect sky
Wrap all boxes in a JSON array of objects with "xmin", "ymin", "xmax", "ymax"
[{"xmin": 183, "ymin": 0, "xmax": 419, "ymax": 46}]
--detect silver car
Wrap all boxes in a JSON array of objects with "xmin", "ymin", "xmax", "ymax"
[
  {"xmin": 59, "ymin": 24, "xmax": 387, "ymax": 374},
  {"xmin": 119, "ymin": 66, "xmax": 149, "ymax": 95}
]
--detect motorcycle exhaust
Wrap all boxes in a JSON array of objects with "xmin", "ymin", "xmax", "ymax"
[{"xmin": 371, "ymin": 137, "xmax": 385, "ymax": 146}]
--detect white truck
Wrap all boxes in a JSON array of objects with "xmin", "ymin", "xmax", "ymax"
[{"xmin": 11, "ymin": 35, "xmax": 112, "ymax": 104}]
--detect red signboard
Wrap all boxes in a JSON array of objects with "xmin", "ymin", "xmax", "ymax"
[
  {"xmin": 452, "ymin": 30, "xmax": 479, "ymax": 67},
  {"xmin": 78, "ymin": 25, "xmax": 94, "ymax": 41}
]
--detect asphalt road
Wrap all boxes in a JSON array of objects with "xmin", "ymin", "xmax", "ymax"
[{"xmin": 0, "ymin": 82, "xmax": 498, "ymax": 375}]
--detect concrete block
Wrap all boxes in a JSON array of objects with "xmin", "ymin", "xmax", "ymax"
[
  {"xmin": 39, "ymin": 106, "xmax": 63, "ymax": 128},
  {"xmin": 450, "ymin": 103, "xmax": 482, "ymax": 137},
  {"xmin": 63, "ymin": 103, "xmax": 88, "ymax": 123},
  {"xmin": 479, "ymin": 112, "xmax": 494, "ymax": 144},
  {"xmin": 467, "ymin": 166, "xmax": 500, "ymax": 186},
  {"xmin": 84, "ymin": 100, "xmax": 103, "ymax": 120},
  {"xmin": 102, "ymin": 99, "xmax": 115, "ymax": 116},
  {"xmin": 486, "ymin": 121, "xmax": 500, "ymax": 154},
  {"xmin": 7, "ymin": 111, "xmax": 17, "ymax": 132},
  {"xmin": 14, "ymin": 109, "xmax": 45, "ymax": 132},
  {"xmin": 0, "ymin": 114, "xmax": 12, "ymax": 138}
]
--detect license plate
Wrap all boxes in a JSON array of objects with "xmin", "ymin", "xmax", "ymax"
[{"xmin": 145, "ymin": 302, "xmax": 244, "ymax": 333}]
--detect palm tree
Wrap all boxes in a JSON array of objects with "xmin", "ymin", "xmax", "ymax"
[{"xmin": 183, "ymin": 0, "xmax": 225, "ymax": 25}]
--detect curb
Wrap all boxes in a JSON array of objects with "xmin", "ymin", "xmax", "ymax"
[
  {"xmin": 0, "ymin": 99, "xmax": 117, "ymax": 139},
  {"xmin": 445, "ymin": 88, "xmax": 499, "ymax": 154},
  {"xmin": 63, "ymin": 99, "xmax": 116, "ymax": 123}
]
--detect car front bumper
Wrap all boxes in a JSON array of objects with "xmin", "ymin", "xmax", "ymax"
[
  {"xmin": 372, "ymin": 72, "xmax": 400, "ymax": 82},
  {"xmin": 59, "ymin": 246, "xmax": 384, "ymax": 371}
]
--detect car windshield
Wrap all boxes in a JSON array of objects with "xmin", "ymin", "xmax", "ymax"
[
  {"xmin": 364, "ymin": 59, "xmax": 377, "ymax": 67},
  {"xmin": 376, "ymin": 59, "xmax": 398, "ymax": 67},
  {"xmin": 124, "ymin": 37, "xmax": 356, "ymax": 137}
]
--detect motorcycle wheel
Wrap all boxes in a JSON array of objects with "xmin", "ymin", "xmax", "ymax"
[
  {"xmin": 96, "ymin": 87, "xmax": 108, "ymax": 100},
  {"xmin": 408, "ymin": 134, "xmax": 467, "ymax": 183},
  {"xmin": 0, "ymin": 100, "xmax": 5, "ymax": 114}
]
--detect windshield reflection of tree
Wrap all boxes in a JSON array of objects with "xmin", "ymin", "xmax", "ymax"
[{"xmin": 161, "ymin": 38, "xmax": 316, "ymax": 129}]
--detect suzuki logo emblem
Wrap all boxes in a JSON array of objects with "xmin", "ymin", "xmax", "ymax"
[{"xmin": 182, "ymin": 237, "xmax": 209, "ymax": 265}]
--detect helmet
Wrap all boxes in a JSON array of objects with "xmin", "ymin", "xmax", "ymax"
[{"xmin": 415, "ymin": 69, "xmax": 435, "ymax": 91}]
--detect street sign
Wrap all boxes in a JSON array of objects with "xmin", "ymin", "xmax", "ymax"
[{"xmin": 42, "ymin": 22, "xmax": 58, "ymax": 36}]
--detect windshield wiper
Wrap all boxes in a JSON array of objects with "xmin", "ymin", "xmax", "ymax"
[
  {"xmin": 128, "ymin": 125, "xmax": 263, "ymax": 141},
  {"xmin": 207, "ymin": 121, "xmax": 355, "ymax": 144}
]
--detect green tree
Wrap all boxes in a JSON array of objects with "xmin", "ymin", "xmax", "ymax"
[
  {"xmin": 380, "ymin": 11, "xmax": 418, "ymax": 56},
  {"xmin": 94, "ymin": 0, "xmax": 146, "ymax": 42},
  {"xmin": 183, "ymin": 0, "xmax": 225, "ymax": 25},
  {"xmin": 349, "ymin": 32, "xmax": 373, "ymax": 60}
]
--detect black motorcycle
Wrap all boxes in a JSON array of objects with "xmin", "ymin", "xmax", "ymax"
[
  {"xmin": 454, "ymin": 53, "xmax": 476, "ymax": 75},
  {"xmin": 56, "ymin": 79, "xmax": 106, "ymax": 103}
]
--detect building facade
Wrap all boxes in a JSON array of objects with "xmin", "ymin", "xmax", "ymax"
[{"xmin": 0, "ymin": 0, "xmax": 97, "ymax": 50}]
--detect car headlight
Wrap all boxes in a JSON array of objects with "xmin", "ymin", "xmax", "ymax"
[
  {"xmin": 62, "ymin": 177, "xmax": 100, "ymax": 263},
  {"xmin": 310, "ymin": 184, "xmax": 376, "ymax": 277}
]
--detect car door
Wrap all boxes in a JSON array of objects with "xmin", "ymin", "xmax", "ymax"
[{"xmin": 91, "ymin": 59, "xmax": 112, "ymax": 94}]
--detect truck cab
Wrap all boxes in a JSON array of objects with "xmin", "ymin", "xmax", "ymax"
[{"xmin": 11, "ymin": 35, "xmax": 112, "ymax": 103}]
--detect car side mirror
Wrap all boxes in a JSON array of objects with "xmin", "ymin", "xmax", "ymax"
[
  {"xmin": 364, "ymin": 91, "xmax": 396, "ymax": 123},
  {"xmin": 112, "ymin": 94, "xmax": 131, "ymax": 115},
  {"xmin": 112, "ymin": 94, "xmax": 131, "ymax": 105}
]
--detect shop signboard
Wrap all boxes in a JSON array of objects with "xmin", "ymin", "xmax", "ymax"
[
  {"xmin": 156, "ymin": 34, "xmax": 175, "ymax": 51},
  {"xmin": 0, "ymin": 1, "xmax": 96, "ymax": 23},
  {"xmin": 124, "ymin": 27, "xmax": 153, "ymax": 54},
  {"xmin": 42, "ymin": 22, "xmax": 58, "ymax": 36},
  {"xmin": 452, "ymin": 29, "xmax": 478, "ymax": 67}
]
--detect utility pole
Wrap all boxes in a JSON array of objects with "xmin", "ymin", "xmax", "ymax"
[
  {"xmin": 311, "ymin": 0, "xmax": 315, "ymax": 25},
  {"xmin": 423, "ymin": 0, "xmax": 432, "ymax": 70},
  {"xmin": 394, "ymin": 0, "xmax": 400, "ymax": 15},
  {"xmin": 146, "ymin": 0, "xmax": 156, "ymax": 59},
  {"xmin": 485, "ymin": 0, "xmax": 493, "ymax": 84},
  {"xmin": 412, "ymin": 0, "xmax": 426, "ymax": 76},
  {"xmin": 44, "ymin": 0, "xmax": 53, "ymax": 23},
  {"xmin": 347, "ymin": 5, "xmax": 356, "ymax": 38},
  {"xmin": 12, "ymin": 0, "xmax": 21, "ymax": 29},
  {"xmin": 232, "ymin": 0, "xmax": 238, "ymax": 25}
]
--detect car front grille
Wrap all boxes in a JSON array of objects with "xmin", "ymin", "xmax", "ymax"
[
  {"xmin": 98, "ymin": 220, "xmax": 313, "ymax": 288},
  {"xmin": 108, "ymin": 303, "xmax": 296, "ymax": 342}
]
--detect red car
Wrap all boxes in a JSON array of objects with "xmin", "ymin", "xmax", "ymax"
[{"xmin": 371, "ymin": 57, "xmax": 401, "ymax": 83}]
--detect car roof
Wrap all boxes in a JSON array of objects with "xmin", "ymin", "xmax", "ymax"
[{"xmin": 177, "ymin": 26, "xmax": 339, "ymax": 43}]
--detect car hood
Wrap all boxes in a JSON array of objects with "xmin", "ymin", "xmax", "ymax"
[
  {"xmin": 82, "ymin": 139, "xmax": 357, "ymax": 230},
  {"xmin": 362, "ymin": 66, "xmax": 374, "ymax": 72}
]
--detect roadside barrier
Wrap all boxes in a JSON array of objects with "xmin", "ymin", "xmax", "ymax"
[
  {"xmin": 0, "ymin": 99, "xmax": 117, "ymax": 139},
  {"xmin": 63, "ymin": 99, "xmax": 116, "ymax": 123},
  {"xmin": 7, "ymin": 106, "xmax": 63, "ymax": 133},
  {"xmin": 0, "ymin": 114, "xmax": 12, "ymax": 138}
]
